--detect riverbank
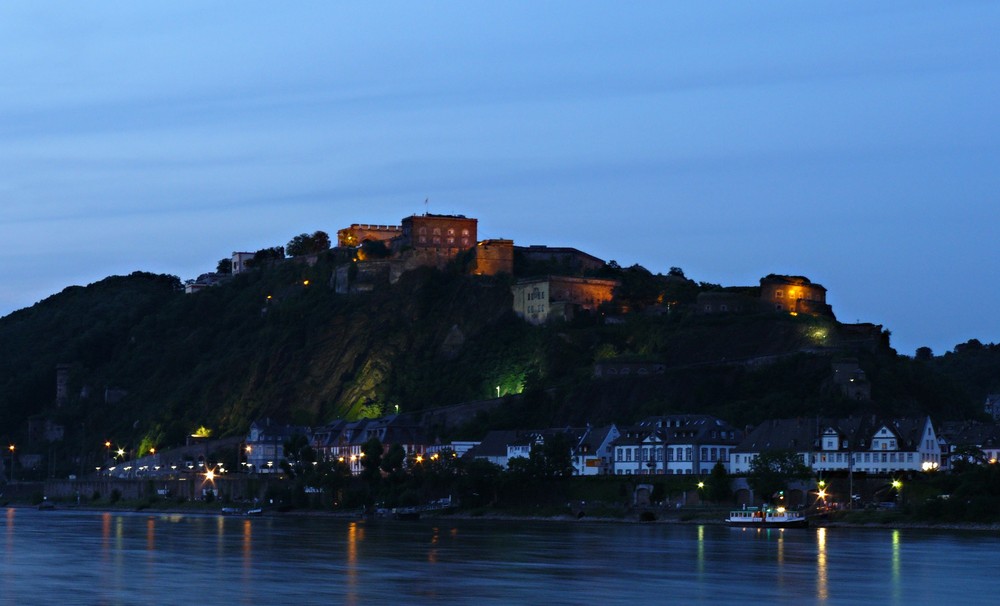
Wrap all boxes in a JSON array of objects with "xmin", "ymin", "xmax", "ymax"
[{"xmin": 12, "ymin": 500, "xmax": 1000, "ymax": 532}]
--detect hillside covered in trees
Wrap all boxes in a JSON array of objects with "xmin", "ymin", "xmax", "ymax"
[{"xmin": 1, "ymin": 248, "xmax": 996, "ymax": 473}]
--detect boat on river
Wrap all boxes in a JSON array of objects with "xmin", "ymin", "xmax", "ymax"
[
  {"xmin": 727, "ymin": 506, "xmax": 808, "ymax": 528},
  {"xmin": 392, "ymin": 507, "xmax": 420, "ymax": 521}
]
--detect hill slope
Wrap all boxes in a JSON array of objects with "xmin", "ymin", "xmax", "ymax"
[{"xmin": 0, "ymin": 256, "xmax": 992, "ymax": 468}]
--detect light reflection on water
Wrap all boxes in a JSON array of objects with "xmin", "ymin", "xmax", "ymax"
[{"xmin": 2, "ymin": 508, "xmax": 1000, "ymax": 604}]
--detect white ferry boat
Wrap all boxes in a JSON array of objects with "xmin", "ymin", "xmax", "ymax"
[{"xmin": 727, "ymin": 506, "xmax": 808, "ymax": 528}]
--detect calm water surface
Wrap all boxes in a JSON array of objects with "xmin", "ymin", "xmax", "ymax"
[{"xmin": 3, "ymin": 507, "xmax": 1000, "ymax": 605}]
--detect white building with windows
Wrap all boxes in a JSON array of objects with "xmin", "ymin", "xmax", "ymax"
[
  {"xmin": 611, "ymin": 415, "xmax": 742, "ymax": 476},
  {"xmin": 730, "ymin": 416, "xmax": 942, "ymax": 475},
  {"xmin": 245, "ymin": 418, "xmax": 311, "ymax": 474},
  {"xmin": 571, "ymin": 425, "xmax": 620, "ymax": 475}
]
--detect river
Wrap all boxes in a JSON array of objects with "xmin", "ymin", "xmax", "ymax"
[{"xmin": 2, "ymin": 507, "xmax": 999, "ymax": 605}]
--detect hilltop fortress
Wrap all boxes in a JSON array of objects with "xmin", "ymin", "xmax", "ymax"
[
  {"xmin": 329, "ymin": 212, "xmax": 841, "ymax": 327},
  {"xmin": 331, "ymin": 213, "xmax": 620, "ymax": 324},
  {"xmin": 218, "ymin": 210, "xmax": 845, "ymax": 327}
]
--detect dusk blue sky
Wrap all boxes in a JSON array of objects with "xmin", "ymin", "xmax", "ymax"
[{"xmin": 1, "ymin": 2, "xmax": 997, "ymax": 356}]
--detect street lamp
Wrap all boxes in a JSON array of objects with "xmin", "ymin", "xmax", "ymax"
[
  {"xmin": 816, "ymin": 479, "xmax": 828, "ymax": 509},
  {"xmin": 8, "ymin": 444, "xmax": 14, "ymax": 483},
  {"xmin": 892, "ymin": 479, "xmax": 902, "ymax": 504}
]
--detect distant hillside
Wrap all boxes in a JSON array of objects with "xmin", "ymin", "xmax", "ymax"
[{"xmin": 0, "ymin": 252, "xmax": 994, "ymax": 473}]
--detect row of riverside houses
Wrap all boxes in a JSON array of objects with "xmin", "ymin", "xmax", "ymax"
[
  {"xmin": 245, "ymin": 412, "xmax": 1000, "ymax": 478},
  {"xmin": 245, "ymin": 416, "xmax": 430, "ymax": 475}
]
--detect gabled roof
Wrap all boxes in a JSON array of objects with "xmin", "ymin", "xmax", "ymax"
[
  {"xmin": 467, "ymin": 430, "xmax": 521, "ymax": 458},
  {"xmin": 574, "ymin": 425, "xmax": 618, "ymax": 455},
  {"xmin": 877, "ymin": 417, "xmax": 930, "ymax": 449},
  {"xmin": 249, "ymin": 418, "xmax": 311, "ymax": 441},
  {"xmin": 734, "ymin": 418, "xmax": 819, "ymax": 453},
  {"xmin": 636, "ymin": 414, "xmax": 742, "ymax": 444},
  {"xmin": 735, "ymin": 416, "xmax": 934, "ymax": 453},
  {"xmin": 939, "ymin": 421, "xmax": 1000, "ymax": 448}
]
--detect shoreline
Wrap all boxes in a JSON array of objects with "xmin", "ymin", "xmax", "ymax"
[{"xmin": 11, "ymin": 502, "xmax": 1000, "ymax": 532}]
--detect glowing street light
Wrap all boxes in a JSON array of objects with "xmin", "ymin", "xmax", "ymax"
[{"xmin": 8, "ymin": 444, "xmax": 14, "ymax": 483}]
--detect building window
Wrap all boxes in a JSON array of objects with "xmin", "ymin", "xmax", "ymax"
[{"xmin": 775, "ymin": 290, "xmax": 784, "ymax": 298}]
